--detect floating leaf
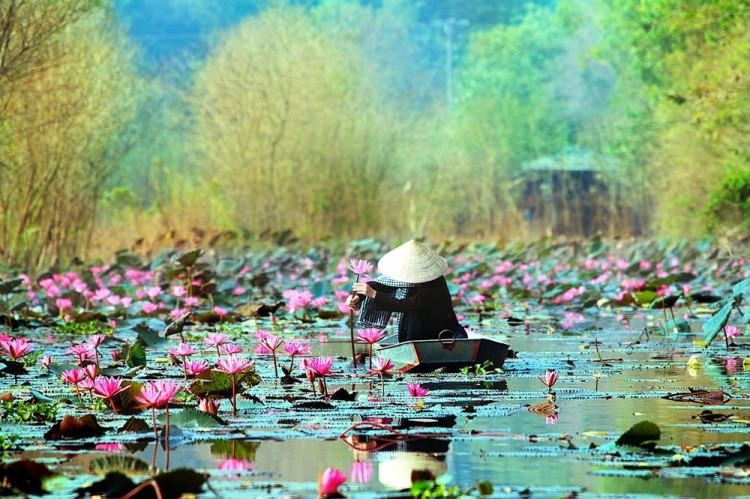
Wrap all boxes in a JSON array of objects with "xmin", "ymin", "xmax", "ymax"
[
  {"xmin": 158, "ymin": 408, "xmax": 224, "ymax": 428},
  {"xmin": 177, "ymin": 249, "xmax": 204, "ymax": 268},
  {"xmin": 615, "ymin": 421, "xmax": 660, "ymax": 448},
  {"xmin": 44, "ymin": 414, "xmax": 106, "ymax": 440}
]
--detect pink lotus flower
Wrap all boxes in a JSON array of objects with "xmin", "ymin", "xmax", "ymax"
[
  {"xmin": 357, "ymin": 328, "xmax": 385, "ymax": 369},
  {"xmin": 169, "ymin": 342, "xmax": 198, "ymax": 357},
  {"xmin": 61, "ymin": 368, "xmax": 87, "ymax": 386},
  {"xmin": 135, "ymin": 380, "xmax": 182, "ymax": 443},
  {"xmin": 40, "ymin": 355, "xmax": 52, "ymax": 370},
  {"xmin": 66, "ymin": 343, "xmax": 94, "ymax": 365},
  {"xmin": 260, "ymin": 333, "xmax": 283, "ymax": 351},
  {"xmin": 259, "ymin": 332, "xmax": 283, "ymax": 379},
  {"xmin": 213, "ymin": 306, "xmax": 228, "ymax": 317},
  {"xmin": 184, "ymin": 359, "xmax": 210, "ymax": 376},
  {"xmin": 318, "ymin": 467, "xmax": 346, "ymax": 496},
  {"xmin": 220, "ymin": 343, "xmax": 244, "ymax": 356},
  {"xmin": 198, "ymin": 397, "xmax": 221, "ymax": 416},
  {"xmin": 0, "ymin": 337, "xmax": 34, "ymax": 360},
  {"xmin": 55, "ymin": 298, "xmax": 73, "ymax": 311},
  {"xmin": 145, "ymin": 286, "xmax": 162, "ymax": 299},
  {"xmin": 134, "ymin": 380, "xmax": 182, "ymax": 409},
  {"xmin": 348, "ymin": 258, "xmax": 373, "ymax": 276},
  {"xmin": 142, "ymin": 302, "xmax": 159, "ymax": 314},
  {"xmin": 232, "ymin": 286, "xmax": 246, "ymax": 296},
  {"xmin": 205, "ymin": 333, "xmax": 230, "ymax": 350},
  {"xmin": 216, "ymin": 356, "xmax": 253, "ymax": 417},
  {"xmin": 725, "ymin": 325, "xmax": 742, "ymax": 338},
  {"xmin": 170, "ymin": 307, "xmax": 190, "ymax": 320},
  {"xmin": 357, "ymin": 328, "xmax": 385, "ymax": 345},
  {"xmin": 93, "ymin": 288, "xmax": 111, "ymax": 301},
  {"xmin": 93, "ymin": 376, "xmax": 127, "ymax": 414},
  {"xmin": 308, "ymin": 356, "xmax": 333, "ymax": 377},
  {"xmin": 284, "ymin": 340, "xmax": 311, "ymax": 357},
  {"xmin": 184, "ymin": 296, "xmax": 200, "ymax": 307},
  {"xmin": 546, "ymin": 414, "xmax": 559, "ymax": 425},
  {"xmin": 216, "ymin": 356, "xmax": 253, "ymax": 375},
  {"xmin": 368, "ymin": 358, "xmax": 394, "ymax": 377},
  {"xmin": 539, "ymin": 369, "xmax": 558, "ymax": 392},
  {"xmin": 172, "ymin": 285, "xmax": 186, "ymax": 297},
  {"xmin": 93, "ymin": 377, "xmax": 126, "ymax": 399},
  {"xmin": 407, "ymin": 383, "xmax": 430, "ymax": 398}
]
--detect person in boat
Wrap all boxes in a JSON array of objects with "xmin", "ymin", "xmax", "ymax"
[{"xmin": 346, "ymin": 239, "xmax": 467, "ymax": 342}]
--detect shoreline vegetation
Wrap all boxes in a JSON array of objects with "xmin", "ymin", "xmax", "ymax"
[{"xmin": 1, "ymin": 0, "xmax": 749, "ymax": 271}]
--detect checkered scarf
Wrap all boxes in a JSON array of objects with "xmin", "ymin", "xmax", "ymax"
[{"xmin": 356, "ymin": 274, "xmax": 416, "ymax": 331}]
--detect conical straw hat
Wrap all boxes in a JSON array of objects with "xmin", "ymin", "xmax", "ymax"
[{"xmin": 377, "ymin": 240, "xmax": 447, "ymax": 284}]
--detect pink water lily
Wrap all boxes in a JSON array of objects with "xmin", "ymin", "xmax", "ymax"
[
  {"xmin": 539, "ymin": 369, "xmax": 559, "ymax": 392},
  {"xmin": 204, "ymin": 333, "xmax": 230, "ymax": 357},
  {"xmin": 259, "ymin": 332, "xmax": 283, "ymax": 379},
  {"xmin": 135, "ymin": 380, "xmax": 182, "ymax": 446},
  {"xmin": 219, "ymin": 343, "xmax": 244, "ymax": 356},
  {"xmin": 216, "ymin": 356, "xmax": 253, "ymax": 417},
  {"xmin": 318, "ymin": 467, "xmax": 346, "ymax": 497},
  {"xmin": 357, "ymin": 328, "xmax": 385, "ymax": 369},
  {"xmin": 725, "ymin": 325, "xmax": 742, "ymax": 338},
  {"xmin": 283, "ymin": 340, "xmax": 310, "ymax": 374},
  {"xmin": 307, "ymin": 356, "xmax": 333, "ymax": 396},
  {"xmin": 184, "ymin": 359, "xmax": 210, "ymax": 377},
  {"xmin": 407, "ymin": 383, "xmax": 430, "ymax": 398},
  {"xmin": 0, "ymin": 337, "xmax": 34, "ymax": 360},
  {"xmin": 348, "ymin": 258, "xmax": 373, "ymax": 276},
  {"xmin": 66, "ymin": 343, "xmax": 94, "ymax": 365},
  {"xmin": 93, "ymin": 376, "xmax": 127, "ymax": 414},
  {"xmin": 368, "ymin": 357, "xmax": 394, "ymax": 397},
  {"xmin": 169, "ymin": 342, "xmax": 198, "ymax": 379},
  {"xmin": 134, "ymin": 380, "xmax": 181, "ymax": 410}
]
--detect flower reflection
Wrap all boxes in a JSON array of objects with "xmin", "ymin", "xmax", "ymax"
[
  {"xmin": 216, "ymin": 458, "xmax": 255, "ymax": 472},
  {"xmin": 725, "ymin": 357, "xmax": 739, "ymax": 374},
  {"xmin": 349, "ymin": 460, "xmax": 373, "ymax": 484},
  {"xmin": 95, "ymin": 442, "xmax": 124, "ymax": 452}
]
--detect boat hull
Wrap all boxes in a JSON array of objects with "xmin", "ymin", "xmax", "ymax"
[{"xmin": 373, "ymin": 335, "xmax": 509, "ymax": 373}]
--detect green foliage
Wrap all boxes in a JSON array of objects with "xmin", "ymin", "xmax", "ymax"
[
  {"xmin": 57, "ymin": 321, "xmax": 114, "ymax": 336},
  {"xmin": 1, "ymin": 400, "xmax": 60, "ymax": 423},
  {"xmin": 411, "ymin": 474, "xmax": 493, "ymax": 498},
  {"xmin": 0, "ymin": 434, "xmax": 21, "ymax": 453},
  {"xmin": 705, "ymin": 167, "xmax": 750, "ymax": 231},
  {"xmin": 459, "ymin": 360, "xmax": 502, "ymax": 376}
]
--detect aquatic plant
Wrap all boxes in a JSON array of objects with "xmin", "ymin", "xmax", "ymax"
[
  {"xmin": 134, "ymin": 380, "xmax": 182, "ymax": 444},
  {"xmin": 367, "ymin": 357, "xmax": 394, "ymax": 397},
  {"xmin": 92, "ymin": 377, "xmax": 127, "ymax": 414},
  {"xmin": 318, "ymin": 466, "xmax": 346, "ymax": 497},
  {"xmin": 538, "ymin": 370, "xmax": 559, "ymax": 393},
  {"xmin": 215, "ymin": 356, "xmax": 253, "ymax": 416},
  {"xmin": 357, "ymin": 328, "xmax": 385, "ymax": 369},
  {"xmin": 259, "ymin": 332, "xmax": 283, "ymax": 379},
  {"xmin": 407, "ymin": 383, "xmax": 430, "ymax": 398}
]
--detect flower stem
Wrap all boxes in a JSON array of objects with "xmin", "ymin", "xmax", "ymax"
[
  {"xmin": 272, "ymin": 350, "xmax": 278, "ymax": 379},
  {"xmin": 231, "ymin": 374, "xmax": 237, "ymax": 417},
  {"xmin": 151, "ymin": 407, "xmax": 158, "ymax": 442}
]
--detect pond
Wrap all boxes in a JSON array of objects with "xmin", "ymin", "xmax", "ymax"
[{"xmin": 0, "ymin": 240, "xmax": 749, "ymax": 497}]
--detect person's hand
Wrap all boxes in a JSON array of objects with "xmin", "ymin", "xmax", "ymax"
[
  {"xmin": 345, "ymin": 294, "xmax": 361, "ymax": 310},
  {"xmin": 352, "ymin": 282, "xmax": 377, "ymax": 298}
]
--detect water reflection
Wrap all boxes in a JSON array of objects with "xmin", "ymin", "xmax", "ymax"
[{"xmin": 378, "ymin": 453, "xmax": 447, "ymax": 490}]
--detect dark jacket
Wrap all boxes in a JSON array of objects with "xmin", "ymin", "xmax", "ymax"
[{"xmin": 364, "ymin": 277, "xmax": 466, "ymax": 342}]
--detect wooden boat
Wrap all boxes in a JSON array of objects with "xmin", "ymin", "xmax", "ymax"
[{"xmin": 373, "ymin": 331, "xmax": 510, "ymax": 373}]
